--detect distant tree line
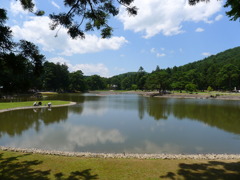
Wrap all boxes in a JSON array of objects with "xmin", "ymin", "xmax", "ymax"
[
  {"xmin": 1, "ymin": 9, "xmax": 240, "ymax": 94},
  {"xmin": 109, "ymin": 47, "xmax": 240, "ymax": 93},
  {"xmin": 0, "ymin": 9, "xmax": 107, "ymax": 94},
  {"xmin": 1, "ymin": 45, "xmax": 240, "ymax": 94}
]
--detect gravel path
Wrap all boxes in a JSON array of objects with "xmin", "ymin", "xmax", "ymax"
[{"xmin": 1, "ymin": 146, "xmax": 240, "ymax": 160}]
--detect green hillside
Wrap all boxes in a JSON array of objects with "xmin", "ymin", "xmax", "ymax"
[
  {"xmin": 109, "ymin": 47, "xmax": 240, "ymax": 91},
  {"xmin": 180, "ymin": 46, "xmax": 240, "ymax": 71}
]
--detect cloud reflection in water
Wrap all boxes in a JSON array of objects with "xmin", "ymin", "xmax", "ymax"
[{"xmin": 5, "ymin": 123, "xmax": 125, "ymax": 152}]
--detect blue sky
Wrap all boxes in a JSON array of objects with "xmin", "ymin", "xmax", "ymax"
[{"xmin": 2, "ymin": 0, "xmax": 240, "ymax": 77}]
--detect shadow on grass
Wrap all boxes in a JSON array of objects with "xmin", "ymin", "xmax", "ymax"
[
  {"xmin": 0, "ymin": 153, "xmax": 98, "ymax": 180},
  {"xmin": 160, "ymin": 161, "xmax": 240, "ymax": 180}
]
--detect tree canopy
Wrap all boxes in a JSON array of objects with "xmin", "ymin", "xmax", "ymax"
[
  {"xmin": 189, "ymin": 0, "xmax": 240, "ymax": 21},
  {"xmin": 0, "ymin": 9, "xmax": 15, "ymax": 53},
  {"xmin": 11, "ymin": 0, "xmax": 137, "ymax": 39},
  {"xmin": 5, "ymin": 0, "xmax": 239, "ymax": 39}
]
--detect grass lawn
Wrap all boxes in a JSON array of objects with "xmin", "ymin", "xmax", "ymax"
[
  {"xmin": 0, "ymin": 150, "xmax": 240, "ymax": 179},
  {"xmin": 38, "ymin": 92, "xmax": 59, "ymax": 95},
  {"xmin": 0, "ymin": 100, "xmax": 71, "ymax": 110}
]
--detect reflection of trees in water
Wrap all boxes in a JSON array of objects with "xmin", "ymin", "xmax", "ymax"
[
  {"xmin": 172, "ymin": 100, "xmax": 240, "ymax": 135},
  {"xmin": 44, "ymin": 93, "xmax": 86, "ymax": 103},
  {"xmin": 146, "ymin": 98, "xmax": 171, "ymax": 120},
  {"xmin": 138, "ymin": 96, "xmax": 146, "ymax": 119},
  {"xmin": 142, "ymin": 97, "xmax": 240, "ymax": 135},
  {"xmin": 40, "ymin": 107, "xmax": 68, "ymax": 125},
  {"xmin": 0, "ymin": 107, "xmax": 69, "ymax": 137},
  {"xmin": 0, "ymin": 94, "xmax": 100, "ymax": 137}
]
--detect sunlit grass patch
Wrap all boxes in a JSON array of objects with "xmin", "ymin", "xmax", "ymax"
[{"xmin": 0, "ymin": 100, "xmax": 71, "ymax": 110}]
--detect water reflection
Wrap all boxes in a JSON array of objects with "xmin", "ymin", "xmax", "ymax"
[
  {"xmin": 172, "ymin": 100, "xmax": 240, "ymax": 135},
  {"xmin": 5, "ymin": 124, "xmax": 125, "ymax": 152},
  {"xmin": 1, "ymin": 93, "xmax": 240, "ymax": 154},
  {"xmin": 0, "ymin": 107, "xmax": 68, "ymax": 137},
  {"xmin": 136, "ymin": 97, "xmax": 240, "ymax": 135},
  {"xmin": 146, "ymin": 98, "xmax": 170, "ymax": 120},
  {"xmin": 127, "ymin": 140, "xmax": 183, "ymax": 154}
]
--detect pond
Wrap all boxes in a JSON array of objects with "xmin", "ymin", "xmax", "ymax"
[{"xmin": 1, "ymin": 93, "xmax": 240, "ymax": 154}]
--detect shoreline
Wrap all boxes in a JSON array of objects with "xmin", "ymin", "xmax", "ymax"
[
  {"xmin": 0, "ymin": 102, "xmax": 76, "ymax": 113},
  {"xmin": 91, "ymin": 91, "xmax": 240, "ymax": 101},
  {"xmin": 1, "ymin": 146, "xmax": 240, "ymax": 160},
  {"xmin": 1, "ymin": 93, "xmax": 239, "ymax": 160}
]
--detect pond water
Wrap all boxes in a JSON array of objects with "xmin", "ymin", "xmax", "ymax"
[{"xmin": 1, "ymin": 93, "xmax": 240, "ymax": 154}]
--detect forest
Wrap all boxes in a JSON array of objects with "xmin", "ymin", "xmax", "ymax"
[
  {"xmin": 109, "ymin": 46, "xmax": 240, "ymax": 92},
  {"xmin": 1, "ymin": 44, "xmax": 240, "ymax": 94},
  {"xmin": 1, "ymin": 2, "xmax": 240, "ymax": 95}
]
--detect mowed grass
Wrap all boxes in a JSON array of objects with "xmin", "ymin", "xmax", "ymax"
[
  {"xmin": 0, "ymin": 100, "xmax": 71, "ymax": 110},
  {"xmin": 39, "ymin": 92, "xmax": 59, "ymax": 95},
  {"xmin": 0, "ymin": 150, "xmax": 240, "ymax": 180}
]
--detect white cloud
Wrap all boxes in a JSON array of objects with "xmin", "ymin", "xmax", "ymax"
[
  {"xmin": 127, "ymin": 141, "xmax": 183, "ymax": 154},
  {"xmin": 150, "ymin": 48, "xmax": 156, "ymax": 53},
  {"xmin": 195, "ymin": 27, "xmax": 205, "ymax": 32},
  {"xmin": 10, "ymin": 0, "xmax": 38, "ymax": 15},
  {"xmin": 202, "ymin": 52, "xmax": 211, "ymax": 56},
  {"xmin": 49, "ymin": 57, "xmax": 110, "ymax": 77},
  {"xmin": 11, "ymin": 16, "xmax": 128, "ymax": 56},
  {"xmin": 7, "ymin": 124, "xmax": 125, "ymax": 151},
  {"xmin": 150, "ymin": 48, "xmax": 166, "ymax": 58},
  {"xmin": 51, "ymin": 1, "xmax": 60, "ymax": 9},
  {"xmin": 49, "ymin": 57, "xmax": 68, "ymax": 65},
  {"xmin": 71, "ymin": 63, "xmax": 110, "ymax": 77},
  {"xmin": 118, "ymin": 0, "xmax": 222, "ymax": 38},
  {"xmin": 66, "ymin": 125, "xmax": 125, "ymax": 147},
  {"xmin": 156, "ymin": 53, "xmax": 166, "ymax": 57},
  {"xmin": 10, "ymin": 0, "xmax": 28, "ymax": 15},
  {"xmin": 215, "ymin": 14, "xmax": 223, "ymax": 21}
]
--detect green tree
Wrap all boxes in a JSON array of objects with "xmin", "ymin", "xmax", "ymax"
[
  {"xmin": 155, "ymin": 65, "xmax": 161, "ymax": 72},
  {"xmin": 145, "ymin": 71, "xmax": 170, "ymax": 93},
  {"xmin": 185, "ymin": 83, "xmax": 197, "ymax": 93},
  {"xmin": 86, "ymin": 75, "xmax": 106, "ymax": 90},
  {"xmin": 69, "ymin": 70, "xmax": 86, "ymax": 92},
  {"xmin": 2, "ymin": 0, "xmax": 240, "ymax": 41},
  {"xmin": 12, "ymin": 0, "xmax": 137, "ymax": 39},
  {"xmin": 0, "ymin": 9, "xmax": 15, "ymax": 53},
  {"xmin": 131, "ymin": 84, "xmax": 138, "ymax": 91},
  {"xmin": 138, "ymin": 66, "xmax": 145, "ymax": 73},
  {"xmin": 216, "ymin": 64, "xmax": 239, "ymax": 90},
  {"xmin": 121, "ymin": 76, "xmax": 132, "ymax": 90},
  {"xmin": 0, "ymin": 53, "xmax": 32, "ymax": 93},
  {"xmin": 18, "ymin": 40, "xmax": 45, "ymax": 89},
  {"xmin": 136, "ymin": 66, "xmax": 147, "ymax": 90},
  {"xmin": 189, "ymin": 0, "xmax": 240, "ymax": 21},
  {"xmin": 43, "ymin": 62, "xmax": 69, "ymax": 92},
  {"xmin": 171, "ymin": 82, "xmax": 185, "ymax": 92},
  {"xmin": 207, "ymin": 86, "xmax": 213, "ymax": 92},
  {"xmin": 108, "ymin": 76, "xmax": 121, "ymax": 90}
]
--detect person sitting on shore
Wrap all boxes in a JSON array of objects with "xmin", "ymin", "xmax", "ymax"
[
  {"xmin": 48, "ymin": 102, "xmax": 52, "ymax": 108},
  {"xmin": 33, "ymin": 102, "xmax": 37, "ymax": 106},
  {"xmin": 38, "ymin": 102, "xmax": 42, "ymax": 106}
]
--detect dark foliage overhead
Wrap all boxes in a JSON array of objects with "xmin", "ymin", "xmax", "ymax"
[
  {"xmin": 189, "ymin": 0, "xmax": 240, "ymax": 21},
  {"xmin": 0, "ymin": 9, "xmax": 15, "ymax": 53},
  {"xmin": 10, "ymin": 0, "xmax": 240, "ymax": 39}
]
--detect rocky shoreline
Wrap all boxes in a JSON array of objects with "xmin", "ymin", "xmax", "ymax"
[
  {"xmin": 0, "ymin": 102, "xmax": 76, "ymax": 113},
  {"xmin": 1, "ymin": 146, "xmax": 240, "ymax": 160}
]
